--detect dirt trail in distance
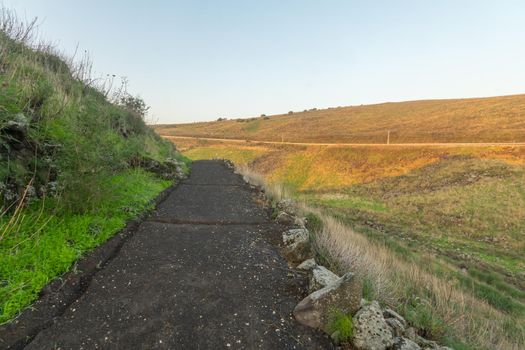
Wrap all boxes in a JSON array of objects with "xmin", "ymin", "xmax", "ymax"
[{"xmin": 163, "ymin": 135, "xmax": 525, "ymax": 148}]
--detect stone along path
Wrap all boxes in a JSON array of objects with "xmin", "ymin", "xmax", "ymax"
[{"xmin": 25, "ymin": 160, "xmax": 332, "ymax": 349}]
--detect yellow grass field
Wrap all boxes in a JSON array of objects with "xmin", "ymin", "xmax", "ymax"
[{"xmin": 157, "ymin": 94, "xmax": 525, "ymax": 144}]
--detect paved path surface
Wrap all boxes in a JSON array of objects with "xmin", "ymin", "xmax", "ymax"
[
  {"xmin": 25, "ymin": 160, "xmax": 331, "ymax": 350},
  {"xmin": 163, "ymin": 135, "xmax": 525, "ymax": 148}
]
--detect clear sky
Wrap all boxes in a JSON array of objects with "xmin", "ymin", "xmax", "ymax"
[{"xmin": 6, "ymin": 0, "xmax": 525, "ymax": 123}]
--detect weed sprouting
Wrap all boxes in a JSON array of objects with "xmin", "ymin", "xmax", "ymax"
[{"xmin": 327, "ymin": 309, "xmax": 353, "ymax": 343}]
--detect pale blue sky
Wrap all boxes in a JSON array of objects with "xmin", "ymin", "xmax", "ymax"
[{"xmin": 7, "ymin": 0, "xmax": 525, "ymax": 123}]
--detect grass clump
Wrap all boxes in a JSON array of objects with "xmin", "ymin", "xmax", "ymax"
[
  {"xmin": 402, "ymin": 300, "xmax": 447, "ymax": 339},
  {"xmin": 362, "ymin": 277, "xmax": 375, "ymax": 301},
  {"xmin": 327, "ymin": 309, "xmax": 353, "ymax": 344},
  {"xmin": 305, "ymin": 212, "xmax": 323, "ymax": 233}
]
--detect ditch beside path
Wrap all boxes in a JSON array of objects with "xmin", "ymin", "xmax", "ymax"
[{"xmin": 24, "ymin": 160, "xmax": 332, "ymax": 349}]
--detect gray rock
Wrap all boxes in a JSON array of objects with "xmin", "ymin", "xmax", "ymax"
[
  {"xmin": 282, "ymin": 228, "xmax": 313, "ymax": 263},
  {"xmin": 5, "ymin": 113, "xmax": 29, "ymax": 133},
  {"xmin": 416, "ymin": 336, "xmax": 443, "ymax": 349},
  {"xmin": 309, "ymin": 265, "xmax": 339, "ymax": 292},
  {"xmin": 392, "ymin": 337, "xmax": 421, "ymax": 350},
  {"xmin": 276, "ymin": 198, "xmax": 297, "ymax": 215},
  {"xmin": 330, "ymin": 330, "xmax": 342, "ymax": 345},
  {"xmin": 352, "ymin": 301, "xmax": 394, "ymax": 350},
  {"xmin": 415, "ymin": 336, "xmax": 452, "ymax": 350},
  {"xmin": 404, "ymin": 327, "xmax": 418, "ymax": 342},
  {"xmin": 275, "ymin": 211, "xmax": 295, "ymax": 225},
  {"xmin": 386, "ymin": 318, "xmax": 406, "ymax": 337},
  {"xmin": 297, "ymin": 258, "xmax": 317, "ymax": 271},
  {"xmin": 293, "ymin": 272, "xmax": 362, "ymax": 332},
  {"xmin": 384, "ymin": 308, "xmax": 406, "ymax": 327},
  {"xmin": 283, "ymin": 239, "xmax": 314, "ymax": 263},
  {"xmin": 360, "ymin": 298, "xmax": 368, "ymax": 308},
  {"xmin": 294, "ymin": 216, "xmax": 307, "ymax": 228},
  {"xmin": 25, "ymin": 185, "xmax": 37, "ymax": 203},
  {"xmin": 282, "ymin": 228, "xmax": 309, "ymax": 245},
  {"xmin": 223, "ymin": 159, "xmax": 235, "ymax": 169}
]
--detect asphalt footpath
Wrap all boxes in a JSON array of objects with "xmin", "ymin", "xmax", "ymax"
[{"xmin": 23, "ymin": 160, "xmax": 332, "ymax": 350}]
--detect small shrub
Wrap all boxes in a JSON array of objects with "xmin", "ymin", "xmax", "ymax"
[
  {"xmin": 362, "ymin": 277, "xmax": 375, "ymax": 300},
  {"xmin": 306, "ymin": 212, "xmax": 323, "ymax": 233},
  {"xmin": 403, "ymin": 300, "xmax": 447, "ymax": 338},
  {"xmin": 118, "ymin": 94, "xmax": 149, "ymax": 119},
  {"xmin": 328, "ymin": 309, "xmax": 353, "ymax": 343}
]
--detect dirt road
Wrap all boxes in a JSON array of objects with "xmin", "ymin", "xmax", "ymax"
[
  {"xmin": 19, "ymin": 160, "xmax": 331, "ymax": 349},
  {"xmin": 163, "ymin": 135, "xmax": 525, "ymax": 148}
]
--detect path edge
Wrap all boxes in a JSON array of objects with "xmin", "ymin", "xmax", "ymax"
[{"xmin": 0, "ymin": 180, "xmax": 182, "ymax": 350}]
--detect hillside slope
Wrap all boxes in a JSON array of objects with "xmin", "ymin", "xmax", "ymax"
[
  {"xmin": 157, "ymin": 94, "xmax": 525, "ymax": 144},
  {"xmin": 0, "ymin": 11, "xmax": 188, "ymax": 324}
]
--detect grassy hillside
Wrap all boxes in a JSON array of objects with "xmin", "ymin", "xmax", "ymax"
[
  {"xmin": 169, "ymin": 133, "xmax": 525, "ymax": 348},
  {"xmin": 0, "ymin": 10, "xmax": 189, "ymax": 323},
  {"xmin": 156, "ymin": 94, "xmax": 525, "ymax": 144}
]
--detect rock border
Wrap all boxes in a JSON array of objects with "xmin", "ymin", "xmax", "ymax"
[{"xmin": 247, "ymin": 182, "xmax": 455, "ymax": 350}]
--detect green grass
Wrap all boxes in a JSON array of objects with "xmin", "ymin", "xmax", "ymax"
[
  {"xmin": 402, "ymin": 301, "xmax": 447, "ymax": 339},
  {"xmin": 314, "ymin": 196, "xmax": 388, "ymax": 212},
  {"xmin": 456, "ymin": 274, "xmax": 525, "ymax": 316},
  {"xmin": 362, "ymin": 277, "xmax": 375, "ymax": 301},
  {"xmin": 0, "ymin": 169, "xmax": 170, "ymax": 324},
  {"xmin": 327, "ymin": 309, "xmax": 353, "ymax": 343},
  {"xmin": 468, "ymin": 268, "xmax": 525, "ymax": 301},
  {"xmin": 311, "ymin": 158, "xmax": 525, "ymax": 277},
  {"xmin": 184, "ymin": 146, "xmax": 265, "ymax": 165},
  {"xmin": 244, "ymin": 119, "xmax": 261, "ymax": 133}
]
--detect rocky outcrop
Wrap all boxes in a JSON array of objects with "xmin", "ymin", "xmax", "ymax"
[
  {"xmin": 297, "ymin": 258, "xmax": 317, "ymax": 271},
  {"xmin": 293, "ymin": 272, "xmax": 362, "ymax": 332},
  {"xmin": 392, "ymin": 337, "xmax": 421, "ymax": 350},
  {"xmin": 308, "ymin": 265, "xmax": 339, "ymax": 292},
  {"xmin": 383, "ymin": 308, "xmax": 407, "ymax": 337},
  {"xmin": 274, "ymin": 199, "xmax": 308, "ymax": 228},
  {"xmin": 276, "ymin": 198, "xmax": 297, "ymax": 216},
  {"xmin": 282, "ymin": 228, "xmax": 309, "ymax": 245},
  {"xmin": 352, "ymin": 301, "xmax": 395, "ymax": 350},
  {"xmin": 130, "ymin": 156, "xmax": 186, "ymax": 180},
  {"xmin": 282, "ymin": 228, "xmax": 314, "ymax": 263},
  {"xmin": 386, "ymin": 318, "xmax": 405, "ymax": 337},
  {"xmin": 275, "ymin": 211, "xmax": 296, "ymax": 225},
  {"xmin": 4, "ymin": 113, "xmax": 30, "ymax": 134}
]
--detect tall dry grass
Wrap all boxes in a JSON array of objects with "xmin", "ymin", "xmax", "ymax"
[{"xmin": 236, "ymin": 165, "xmax": 525, "ymax": 350}]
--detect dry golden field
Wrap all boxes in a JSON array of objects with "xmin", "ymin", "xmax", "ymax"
[{"xmin": 156, "ymin": 94, "xmax": 525, "ymax": 144}]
